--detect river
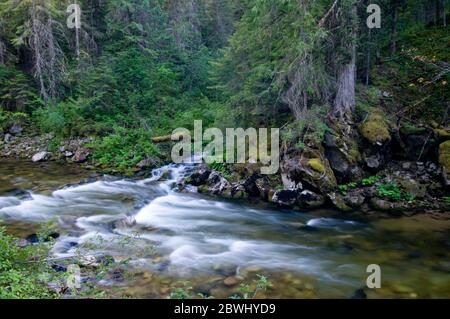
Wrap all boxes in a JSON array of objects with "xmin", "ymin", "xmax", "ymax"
[{"xmin": 0, "ymin": 159, "xmax": 449, "ymax": 298}]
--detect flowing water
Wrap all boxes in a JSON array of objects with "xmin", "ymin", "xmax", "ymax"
[{"xmin": 0, "ymin": 159, "xmax": 449, "ymax": 298}]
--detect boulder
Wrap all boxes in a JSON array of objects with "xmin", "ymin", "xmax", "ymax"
[
  {"xmin": 369, "ymin": 198, "xmax": 407, "ymax": 214},
  {"xmin": 398, "ymin": 177, "xmax": 426, "ymax": 199},
  {"xmin": 73, "ymin": 148, "xmax": 90, "ymax": 163},
  {"xmin": 365, "ymin": 154, "xmax": 383, "ymax": 170},
  {"xmin": 272, "ymin": 190, "xmax": 298, "ymax": 206},
  {"xmin": 439, "ymin": 140, "xmax": 450, "ymax": 175},
  {"xmin": 325, "ymin": 148, "xmax": 350, "ymax": 179},
  {"xmin": 281, "ymin": 150, "xmax": 337, "ymax": 194},
  {"xmin": 136, "ymin": 157, "xmax": 160, "ymax": 170},
  {"xmin": 343, "ymin": 190, "xmax": 366, "ymax": 208},
  {"xmin": 328, "ymin": 192, "xmax": 352, "ymax": 212},
  {"xmin": 32, "ymin": 151, "xmax": 48, "ymax": 162},
  {"xmin": 254, "ymin": 177, "xmax": 271, "ymax": 199},
  {"xmin": 359, "ymin": 109, "xmax": 391, "ymax": 145},
  {"xmin": 9, "ymin": 124, "xmax": 23, "ymax": 135},
  {"xmin": 4, "ymin": 133, "xmax": 12, "ymax": 143},
  {"xmin": 186, "ymin": 167, "xmax": 211, "ymax": 186},
  {"xmin": 297, "ymin": 190, "xmax": 325, "ymax": 208}
]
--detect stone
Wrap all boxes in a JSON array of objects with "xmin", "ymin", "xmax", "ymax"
[
  {"xmin": 9, "ymin": 124, "xmax": 23, "ymax": 135},
  {"xmin": 64, "ymin": 151, "xmax": 74, "ymax": 158},
  {"xmin": 254, "ymin": 177, "xmax": 271, "ymax": 199},
  {"xmin": 223, "ymin": 276, "xmax": 243, "ymax": 287},
  {"xmin": 359, "ymin": 109, "xmax": 391, "ymax": 145},
  {"xmin": 325, "ymin": 148, "xmax": 350, "ymax": 179},
  {"xmin": 187, "ymin": 167, "xmax": 212, "ymax": 186},
  {"xmin": 4, "ymin": 133, "xmax": 12, "ymax": 143},
  {"xmin": 324, "ymin": 133, "xmax": 338, "ymax": 148},
  {"xmin": 136, "ymin": 157, "xmax": 160, "ymax": 169},
  {"xmin": 365, "ymin": 154, "xmax": 382, "ymax": 170},
  {"xmin": 297, "ymin": 190, "xmax": 325, "ymax": 208},
  {"xmin": 398, "ymin": 177, "xmax": 426, "ymax": 198},
  {"xmin": 32, "ymin": 151, "xmax": 48, "ymax": 162},
  {"xmin": 343, "ymin": 190, "xmax": 366, "ymax": 208},
  {"xmin": 272, "ymin": 190, "xmax": 298, "ymax": 206},
  {"xmin": 351, "ymin": 288, "xmax": 367, "ymax": 299},
  {"xmin": 369, "ymin": 198, "xmax": 407, "ymax": 214},
  {"xmin": 281, "ymin": 151, "xmax": 337, "ymax": 194},
  {"xmin": 328, "ymin": 192, "xmax": 352, "ymax": 212},
  {"xmin": 73, "ymin": 148, "xmax": 90, "ymax": 163}
]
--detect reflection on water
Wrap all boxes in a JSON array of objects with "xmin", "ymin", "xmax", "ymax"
[{"xmin": 0, "ymin": 158, "xmax": 449, "ymax": 298}]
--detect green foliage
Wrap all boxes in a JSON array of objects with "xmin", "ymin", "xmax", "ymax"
[
  {"xmin": 0, "ymin": 109, "xmax": 29, "ymax": 132},
  {"xmin": 169, "ymin": 283, "xmax": 193, "ymax": 299},
  {"xmin": 337, "ymin": 182, "xmax": 358, "ymax": 196},
  {"xmin": 209, "ymin": 162, "xmax": 231, "ymax": 179},
  {"xmin": 90, "ymin": 126, "xmax": 161, "ymax": 174},
  {"xmin": 281, "ymin": 105, "xmax": 330, "ymax": 149},
  {"xmin": 361, "ymin": 175, "xmax": 381, "ymax": 186},
  {"xmin": 232, "ymin": 274, "xmax": 273, "ymax": 299},
  {"xmin": 0, "ymin": 226, "xmax": 57, "ymax": 299},
  {"xmin": 377, "ymin": 182, "xmax": 414, "ymax": 202},
  {"xmin": 0, "ymin": 65, "xmax": 42, "ymax": 113},
  {"xmin": 337, "ymin": 176, "xmax": 380, "ymax": 195}
]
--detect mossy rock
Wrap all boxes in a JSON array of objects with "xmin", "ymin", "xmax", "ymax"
[
  {"xmin": 359, "ymin": 109, "xmax": 391, "ymax": 145},
  {"xmin": 434, "ymin": 128, "xmax": 450, "ymax": 141},
  {"xmin": 307, "ymin": 158, "xmax": 325, "ymax": 173},
  {"xmin": 400, "ymin": 125, "xmax": 427, "ymax": 135},
  {"xmin": 439, "ymin": 140, "xmax": 450, "ymax": 172}
]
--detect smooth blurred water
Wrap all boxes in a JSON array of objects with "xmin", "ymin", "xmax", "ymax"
[{"xmin": 0, "ymin": 159, "xmax": 449, "ymax": 298}]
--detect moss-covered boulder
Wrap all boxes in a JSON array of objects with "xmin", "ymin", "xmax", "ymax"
[
  {"xmin": 307, "ymin": 158, "xmax": 325, "ymax": 173},
  {"xmin": 439, "ymin": 140, "xmax": 450, "ymax": 175},
  {"xmin": 359, "ymin": 109, "xmax": 391, "ymax": 145},
  {"xmin": 281, "ymin": 148, "xmax": 337, "ymax": 194}
]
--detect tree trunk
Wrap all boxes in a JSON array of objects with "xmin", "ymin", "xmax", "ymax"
[
  {"xmin": 365, "ymin": 28, "xmax": 372, "ymax": 86},
  {"xmin": 435, "ymin": 0, "xmax": 441, "ymax": 25},
  {"xmin": 443, "ymin": 0, "xmax": 447, "ymax": 27},
  {"xmin": 390, "ymin": 0, "xmax": 398, "ymax": 56},
  {"xmin": 31, "ymin": 0, "xmax": 48, "ymax": 100},
  {"xmin": 332, "ymin": 3, "xmax": 357, "ymax": 121},
  {"xmin": 75, "ymin": 0, "xmax": 80, "ymax": 60}
]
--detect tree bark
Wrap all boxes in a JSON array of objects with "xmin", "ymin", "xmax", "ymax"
[
  {"xmin": 365, "ymin": 28, "xmax": 372, "ymax": 86},
  {"xmin": 332, "ymin": 3, "xmax": 357, "ymax": 121},
  {"xmin": 390, "ymin": 0, "xmax": 398, "ymax": 56}
]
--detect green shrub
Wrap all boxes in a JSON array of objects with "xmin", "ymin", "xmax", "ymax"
[
  {"xmin": 90, "ymin": 126, "xmax": 161, "ymax": 174},
  {"xmin": 0, "ymin": 226, "xmax": 58, "ymax": 299},
  {"xmin": 377, "ymin": 182, "xmax": 414, "ymax": 202}
]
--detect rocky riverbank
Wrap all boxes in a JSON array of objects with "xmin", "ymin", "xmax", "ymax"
[
  {"xmin": 1, "ymin": 109, "xmax": 450, "ymax": 217},
  {"xmin": 178, "ymin": 109, "xmax": 450, "ymax": 217}
]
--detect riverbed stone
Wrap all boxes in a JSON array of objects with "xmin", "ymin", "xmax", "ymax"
[
  {"xmin": 223, "ymin": 276, "xmax": 243, "ymax": 287},
  {"xmin": 73, "ymin": 148, "xmax": 90, "ymax": 163},
  {"xmin": 272, "ymin": 190, "xmax": 298, "ymax": 206},
  {"xmin": 32, "ymin": 151, "xmax": 48, "ymax": 162}
]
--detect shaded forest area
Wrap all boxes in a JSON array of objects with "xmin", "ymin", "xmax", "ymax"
[{"xmin": 0, "ymin": 0, "xmax": 449, "ymax": 171}]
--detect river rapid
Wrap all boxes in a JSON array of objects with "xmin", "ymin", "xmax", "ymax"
[{"xmin": 0, "ymin": 159, "xmax": 449, "ymax": 298}]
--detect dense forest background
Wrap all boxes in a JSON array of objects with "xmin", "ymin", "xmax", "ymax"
[{"xmin": 0, "ymin": 0, "xmax": 449, "ymax": 172}]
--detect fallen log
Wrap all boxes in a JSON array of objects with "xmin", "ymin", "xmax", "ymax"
[{"xmin": 151, "ymin": 132, "xmax": 189, "ymax": 143}]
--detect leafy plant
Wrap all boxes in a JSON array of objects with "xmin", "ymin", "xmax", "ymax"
[
  {"xmin": 231, "ymin": 274, "xmax": 273, "ymax": 299},
  {"xmin": 361, "ymin": 175, "xmax": 381, "ymax": 186},
  {"xmin": 377, "ymin": 182, "xmax": 414, "ymax": 202},
  {"xmin": 0, "ymin": 226, "xmax": 58, "ymax": 299}
]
